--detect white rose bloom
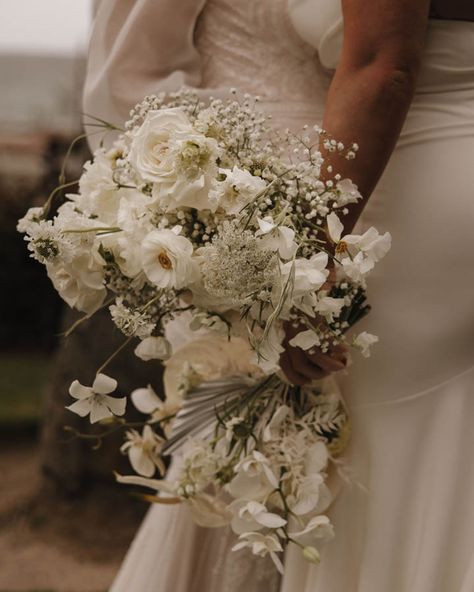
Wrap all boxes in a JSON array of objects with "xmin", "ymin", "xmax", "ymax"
[
  {"xmin": 141, "ymin": 226, "xmax": 198, "ymax": 289},
  {"xmin": 209, "ymin": 166, "xmax": 267, "ymax": 214},
  {"xmin": 128, "ymin": 108, "xmax": 219, "ymax": 211},
  {"xmin": 46, "ymin": 255, "xmax": 106, "ymax": 314},
  {"xmin": 353, "ymin": 331, "xmax": 379, "ymax": 357},
  {"xmin": 66, "ymin": 373, "xmax": 126, "ymax": 424},
  {"xmin": 134, "ymin": 336, "xmax": 172, "ymax": 361}
]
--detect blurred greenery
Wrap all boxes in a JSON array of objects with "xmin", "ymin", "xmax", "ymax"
[{"xmin": 0, "ymin": 352, "xmax": 52, "ymax": 426}]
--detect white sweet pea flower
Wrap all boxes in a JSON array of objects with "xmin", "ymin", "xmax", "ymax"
[
  {"xmin": 340, "ymin": 251, "xmax": 374, "ymax": 282},
  {"xmin": 288, "ymin": 329, "xmax": 320, "ymax": 351},
  {"xmin": 353, "ymin": 331, "xmax": 379, "ymax": 357},
  {"xmin": 342, "ymin": 227, "xmax": 391, "ymax": 263},
  {"xmin": 313, "ymin": 295, "xmax": 346, "ymax": 323},
  {"xmin": 282, "ymin": 253, "xmax": 329, "ymax": 299},
  {"xmin": 134, "ymin": 336, "xmax": 172, "ymax": 361},
  {"xmin": 227, "ymin": 450, "xmax": 278, "ymax": 501},
  {"xmin": 209, "ymin": 166, "xmax": 267, "ymax": 214},
  {"xmin": 256, "ymin": 216, "xmax": 297, "ymax": 260},
  {"xmin": 232, "ymin": 532, "xmax": 284, "ymax": 574},
  {"xmin": 230, "ymin": 500, "xmax": 287, "ymax": 535},
  {"xmin": 141, "ymin": 226, "xmax": 198, "ymax": 289},
  {"xmin": 336, "ymin": 178, "xmax": 362, "ymax": 206},
  {"xmin": 289, "ymin": 515, "xmax": 335, "ymax": 547},
  {"xmin": 66, "ymin": 373, "xmax": 126, "ymax": 424},
  {"xmin": 121, "ymin": 425, "xmax": 166, "ymax": 477}
]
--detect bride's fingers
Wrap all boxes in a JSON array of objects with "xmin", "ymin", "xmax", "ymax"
[
  {"xmin": 279, "ymin": 351, "xmax": 312, "ymax": 386},
  {"xmin": 287, "ymin": 345, "xmax": 330, "ymax": 381},
  {"xmin": 305, "ymin": 347, "xmax": 347, "ymax": 373}
]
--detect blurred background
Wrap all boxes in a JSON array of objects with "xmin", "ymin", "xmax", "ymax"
[{"xmin": 0, "ymin": 2, "xmax": 158, "ymax": 590}]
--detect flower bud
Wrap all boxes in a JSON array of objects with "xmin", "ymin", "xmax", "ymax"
[{"xmin": 302, "ymin": 546, "xmax": 321, "ymax": 564}]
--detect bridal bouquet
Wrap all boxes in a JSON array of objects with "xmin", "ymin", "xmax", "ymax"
[{"xmin": 18, "ymin": 89, "xmax": 390, "ymax": 572}]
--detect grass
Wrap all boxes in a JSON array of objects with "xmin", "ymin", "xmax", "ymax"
[{"xmin": 0, "ymin": 351, "xmax": 52, "ymax": 426}]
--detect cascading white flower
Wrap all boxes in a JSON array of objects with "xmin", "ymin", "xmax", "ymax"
[
  {"xmin": 288, "ymin": 515, "xmax": 335, "ymax": 548},
  {"xmin": 66, "ymin": 373, "xmax": 126, "ymax": 424},
  {"xmin": 230, "ymin": 500, "xmax": 287, "ymax": 535},
  {"xmin": 121, "ymin": 425, "xmax": 166, "ymax": 477},
  {"xmin": 141, "ymin": 226, "xmax": 198, "ymax": 289},
  {"xmin": 226, "ymin": 450, "xmax": 279, "ymax": 501},
  {"xmin": 232, "ymin": 532, "xmax": 284, "ymax": 573}
]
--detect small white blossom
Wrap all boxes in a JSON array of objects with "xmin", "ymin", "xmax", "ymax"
[
  {"xmin": 232, "ymin": 532, "xmax": 284, "ymax": 573},
  {"xmin": 353, "ymin": 331, "xmax": 379, "ymax": 357},
  {"xmin": 66, "ymin": 373, "xmax": 126, "ymax": 424},
  {"xmin": 121, "ymin": 425, "xmax": 166, "ymax": 477},
  {"xmin": 134, "ymin": 336, "xmax": 172, "ymax": 361}
]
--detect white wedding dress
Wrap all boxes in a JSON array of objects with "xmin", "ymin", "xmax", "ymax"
[{"xmin": 84, "ymin": 1, "xmax": 474, "ymax": 590}]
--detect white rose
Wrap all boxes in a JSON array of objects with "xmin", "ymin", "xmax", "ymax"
[
  {"xmin": 46, "ymin": 255, "xmax": 106, "ymax": 313},
  {"xmin": 141, "ymin": 226, "xmax": 198, "ymax": 289},
  {"xmin": 209, "ymin": 166, "xmax": 267, "ymax": 214},
  {"xmin": 128, "ymin": 108, "xmax": 218, "ymax": 211}
]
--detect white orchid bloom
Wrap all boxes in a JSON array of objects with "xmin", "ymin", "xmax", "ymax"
[
  {"xmin": 289, "ymin": 515, "xmax": 335, "ymax": 547},
  {"xmin": 120, "ymin": 425, "xmax": 166, "ymax": 477},
  {"xmin": 66, "ymin": 373, "xmax": 126, "ymax": 424},
  {"xmin": 353, "ymin": 331, "xmax": 379, "ymax": 357},
  {"xmin": 232, "ymin": 532, "xmax": 284, "ymax": 573},
  {"xmin": 230, "ymin": 500, "xmax": 287, "ymax": 535},
  {"xmin": 134, "ymin": 336, "xmax": 172, "ymax": 361},
  {"xmin": 288, "ymin": 473, "xmax": 325, "ymax": 515},
  {"xmin": 227, "ymin": 450, "xmax": 278, "ymax": 501}
]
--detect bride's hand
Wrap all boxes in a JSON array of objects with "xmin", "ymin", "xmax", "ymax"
[{"xmin": 279, "ymin": 321, "xmax": 348, "ymax": 386}]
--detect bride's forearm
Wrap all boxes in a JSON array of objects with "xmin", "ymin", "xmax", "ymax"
[{"xmin": 321, "ymin": 0, "xmax": 430, "ymax": 232}]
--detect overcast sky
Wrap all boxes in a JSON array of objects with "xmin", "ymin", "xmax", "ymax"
[{"xmin": 0, "ymin": 0, "xmax": 93, "ymax": 55}]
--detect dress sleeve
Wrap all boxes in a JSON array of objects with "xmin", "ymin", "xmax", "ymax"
[{"xmin": 83, "ymin": 0, "xmax": 207, "ymax": 149}]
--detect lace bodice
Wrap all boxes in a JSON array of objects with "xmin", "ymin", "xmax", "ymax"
[{"xmin": 195, "ymin": 0, "xmax": 328, "ymax": 118}]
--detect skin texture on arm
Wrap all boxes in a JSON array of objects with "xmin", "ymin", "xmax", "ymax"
[
  {"xmin": 281, "ymin": 0, "xmax": 431, "ymax": 385},
  {"xmin": 323, "ymin": 0, "xmax": 431, "ymax": 231}
]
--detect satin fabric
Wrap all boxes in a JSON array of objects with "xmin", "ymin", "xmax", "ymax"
[{"xmin": 83, "ymin": 1, "xmax": 474, "ymax": 590}]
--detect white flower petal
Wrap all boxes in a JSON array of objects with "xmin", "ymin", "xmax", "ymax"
[
  {"xmin": 131, "ymin": 386, "xmax": 161, "ymax": 414},
  {"xmin": 68, "ymin": 380, "xmax": 93, "ymax": 400},
  {"xmin": 102, "ymin": 394, "xmax": 127, "ymax": 416},
  {"xmin": 135, "ymin": 336, "xmax": 172, "ymax": 361},
  {"xmin": 129, "ymin": 446, "xmax": 156, "ymax": 477},
  {"xmin": 66, "ymin": 398, "xmax": 92, "ymax": 417},
  {"xmin": 92, "ymin": 373, "xmax": 117, "ymax": 394},
  {"xmin": 89, "ymin": 398, "xmax": 114, "ymax": 424},
  {"xmin": 289, "ymin": 329, "xmax": 320, "ymax": 350},
  {"xmin": 327, "ymin": 212, "xmax": 344, "ymax": 243}
]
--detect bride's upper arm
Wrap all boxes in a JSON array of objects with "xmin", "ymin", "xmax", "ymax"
[{"xmin": 340, "ymin": 0, "xmax": 430, "ymax": 83}]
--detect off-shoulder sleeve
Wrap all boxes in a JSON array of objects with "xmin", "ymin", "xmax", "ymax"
[{"xmin": 83, "ymin": 0, "xmax": 208, "ymax": 148}]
